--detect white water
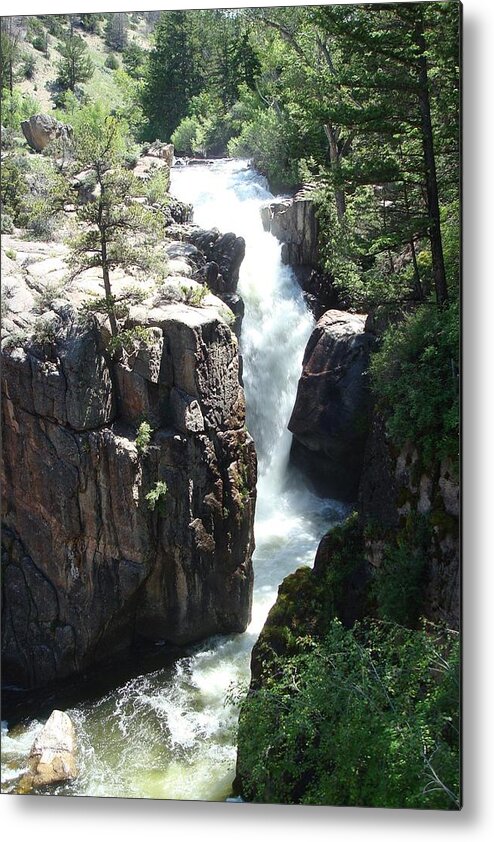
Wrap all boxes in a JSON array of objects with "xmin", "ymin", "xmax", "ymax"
[{"xmin": 1, "ymin": 160, "xmax": 348, "ymax": 800}]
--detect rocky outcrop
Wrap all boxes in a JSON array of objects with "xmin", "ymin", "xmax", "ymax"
[
  {"xmin": 142, "ymin": 140, "xmax": 174, "ymax": 167},
  {"xmin": 19, "ymin": 710, "xmax": 77, "ymax": 792},
  {"xmin": 21, "ymin": 114, "xmax": 72, "ymax": 152},
  {"xmin": 261, "ymin": 194, "xmax": 318, "ymax": 267},
  {"xmin": 359, "ymin": 413, "xmax": 460, "ymax": 629},
  {"xmin": 288, "ymin": 310, "xmax": 374, "ymax": 500},
  {"xmin": 1, "ymin": 235, "xmax": 256, "ymax": 689}
]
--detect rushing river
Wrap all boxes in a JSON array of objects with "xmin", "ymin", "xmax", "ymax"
[{"xmin": 1, "ymin": 159, "xmax": 348, "ymax": 800}]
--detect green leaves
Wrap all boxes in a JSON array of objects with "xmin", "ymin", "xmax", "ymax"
[{"xmin": 237, "ymin": 619, "xmax": 460, "ymax": 809}]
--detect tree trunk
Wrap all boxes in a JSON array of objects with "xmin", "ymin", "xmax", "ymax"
[
  {"xmin": 324, "ymin": 123, "xmax": 346, "ymax": 222},
  {"xmin": 413, "ymin": 11, "xmax": 448, "ymax": 306}
]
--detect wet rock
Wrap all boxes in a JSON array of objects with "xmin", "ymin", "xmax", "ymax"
[{"xmin": 19, "ymin": 710, "xmax": 77, "ymax": 791}]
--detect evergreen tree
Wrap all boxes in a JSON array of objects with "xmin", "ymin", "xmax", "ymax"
[
  {"xmin": 56, "ymin": 31, "xmax": 93, "ymax": 92},
  {"xmin": 104, "ymin": 12, "xmax": 128, "ymax": 52},
  {"xmin": 69, "ymin": 113, "xmax": 165, "ymax": 338},
  {"xmin": 140, "ymin": 10, "xmax": 202, "ymax": 142}
]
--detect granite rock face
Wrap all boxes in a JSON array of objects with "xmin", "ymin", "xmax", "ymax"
[
  {"xmin": 288, "ymin": 309, "xmax": 374, "ymax": 500},
  {"xmin": 1, "ymin": 238, "xmax": 256, "ymax": 689}
]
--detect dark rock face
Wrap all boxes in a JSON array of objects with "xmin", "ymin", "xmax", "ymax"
[
  {"xmin": 21, "ymin": 114, "xmax": 72, "ymax": 152},
  {"xmin": 288, "ymin": 310, "xmax": 374, "ymax": 500},
  {"xmin": 2, "ymin": 300, "xmax": 256, "ymax": 689},
  {"xmin": 359, "ymin": 414, "xmax": 460, "ymax": 629}
]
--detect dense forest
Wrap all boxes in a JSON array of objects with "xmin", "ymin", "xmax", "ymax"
[{"xmin": 1, "ymin": 3, "xmax": 460, "ymax": 809}]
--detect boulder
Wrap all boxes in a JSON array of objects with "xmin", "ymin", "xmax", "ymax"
[
  {"xmin": 20, "ymin": 710, "xmax": 77, "ymax": 791},
  {"xmin": 144, "ymin": 140, "xmax": 174, "ymax": 167},
  {"xmin": 21, "ymin": 114, "xmax": 72, "ymax": 153},
  {"xmin": 288, "ymin": 309, "xmax": 374, "ymax": 500}
]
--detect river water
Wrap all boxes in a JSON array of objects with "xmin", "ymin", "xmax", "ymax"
[{"xmin": 1, "ymin": 159, "xmax": 347, "ymax": 800}]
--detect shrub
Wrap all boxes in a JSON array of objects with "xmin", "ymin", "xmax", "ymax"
[
  {"xmin": 146, "ymin": 480, "xmax": 167, "ymax": 513},
  {"xmin": 171, "ymin": 116, "xmax": 202, "ymax": 156},
  {"xmin": 370, "ymin": 299, "xmax": 460, "ymax": 470},
  {"xmin": 135, "ymin": 420, "xmax": 152, "ymax": 453},
  {"xmin": 1, "ymin": 214, "xmax": 14, "ymax": 234},
  {"xmin": 105, "ymin": 53, "xmax": 120, "ymax": 71},
  {"xmin": 237, "ymin": 619, "xmax": 460, "ymax": 809},
  {"xmin": 33, "ymin": 281, "xmax": 64, "ymax": 314},
  {"xmin": 23, "ymin": 54, "xmax": 36, "ymax": 79}
]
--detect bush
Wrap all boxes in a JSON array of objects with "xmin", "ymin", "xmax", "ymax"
[
  {"xmin": 1, "ymin": 90, "xmax": 42, "ymax": 131},
  {"xmin": 1, "ymin": 214, "xmax": 14, "ymax": 234},
  {"xmin": 370, "ymin": 299, "xmax": 460, "ymax": 470},
  {"xmin": 16, "ymin": 158, "xmax": 67, "ymax": 240},
  {"xmin": 171, "ymin": 116, "xmax": 202, "ymax": 156},
  {"xmin": 237, "ymin": 619, "xmax": 460, "ymax": 809},
  {"xmin": 135, "ymin": 421, "xmax": 152, "ymax": 453},
  {"xmin": 105, "ymin": 53, "xmax": 120, "ymax": 71},
  {"xmin": 146, "ymin": 480, "xmax": 167, "ymax": 513},
  {"xmin": 23, "ymin": 54, "xmax": 37, "ymax": 79},
  {"xmin": 227, "ymin": 107, "xmax": 299, "ymax": 192}
]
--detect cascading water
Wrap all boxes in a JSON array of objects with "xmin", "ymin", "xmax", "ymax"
[{"xmin": 1, "ymin": 160, "xmax": 348, "ymax": 800}]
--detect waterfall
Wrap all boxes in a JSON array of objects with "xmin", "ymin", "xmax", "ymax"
[{"xmin": 1, "ymin": 160, "xmax": 348, "ymax": 800}]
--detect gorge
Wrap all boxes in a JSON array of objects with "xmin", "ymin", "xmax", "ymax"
[{"xmin": 1, "ymin": 159, "xmax": 349, "ymax": 798}]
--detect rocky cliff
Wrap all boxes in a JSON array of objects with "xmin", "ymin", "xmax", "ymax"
[
  {"xmin": 288, "ymin": 309, "xmax": 374, "ymax": 500},
  {"xmin": 260, "ymin": 192, "xmax": 340, "ymax": 316},
  {"xmin": 1, "ymin": 232, "xmax": 256, "ymax": 689}
]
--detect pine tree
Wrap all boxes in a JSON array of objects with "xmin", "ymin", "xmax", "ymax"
[
  {"xmin": 56, "ymin": 31, "xmax": 94, "ymax": 92},
  {"xmin": 69, "ymin": 115, "xmax": 165, "ymax": 338},
  {"xmin": 140, "ymin": 10, "xmax": 202, "ymax": 142}
]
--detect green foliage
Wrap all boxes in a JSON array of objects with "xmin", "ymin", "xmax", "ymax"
[
  {"xmin": 31, "ymin": 315, "xmax": 59, "ymax": 345},
  {"xmin": 1, "ymin": 214, "xmax": 14, "ymax": 234},
  {"xmin": 141, "ymin": 10, "xmax": 202, "ymax": 142},
  {"xmin": 5, "ymin": 247, "xmax": 16, "ymax": 260},
  {"xmin": 104, "ymin": 12, "xmax": 128, "ymax": 53},
  {"xmin": 146, "ymin": 480, "xmax": 168, "ymax": 513},
  {"xmin": 171, "ymin": 115, "xmax": 202, "ymax": 156},
  {"xmin": 33, "ymin": 280, "xmax": 63, "ymax": 314},
  {"xmin": 237, "ymin": 619, "xmax": 460, "ymax": 809},
  {"xmin": 142, "ymin": 168, "xmax": 170, "ymax": 204},
  {"xmin": 228, "ymin": 106, "xmax": 299, "ymax": 192},
  {"xmin": 56, "ymin": 32, "xmax": 94, "ymax": 92},
  {"xmin": 107, "ymin": 325, "xmax": 155, "ymax": 356},
  {"xmin": 370, "ymin": 299, "xmax": 460, "ymax": 470},
  {"xmin": 22, "ymin": 53, "xmax": 37, "ymax": 80},
  {"xmin": 105, "ymin": 53, "xmax": 120, "ymax": 71},
  {"xmin": 122, "ymin": 42, "xmax": 148, "ymax": 80},
  {"xmin": 135, "ymin": 420, "xmax": 152, "ymax": 453},
  {"xmin": 0, "ymin": 156, "xmax": 28, "ymax": 223},
  {"xmin": 16, "ymin": 157, "xmax": 67, "ymax": 240},
  {"xmin": 178, "ymin": 283, "xmax": 209, "ymax": 307},
  {"xmin": 1, "ymin": 89, "xmax": 42, "ymax": 131},
  {"xmin": 371, "ymin": 515, "xmax": 430, "ymax": 627}
]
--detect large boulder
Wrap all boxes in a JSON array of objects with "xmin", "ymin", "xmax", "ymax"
[
  {"xmin": 19, "ymin": 710, "xmax": 77, "ymax": 791},
  {"xmin": 21, "ymin": 114, "xmax": 72, "ymax": 152},
  {"xmin": 288, "ymin": 309, "xmax": 374, "ymax": 500}
]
